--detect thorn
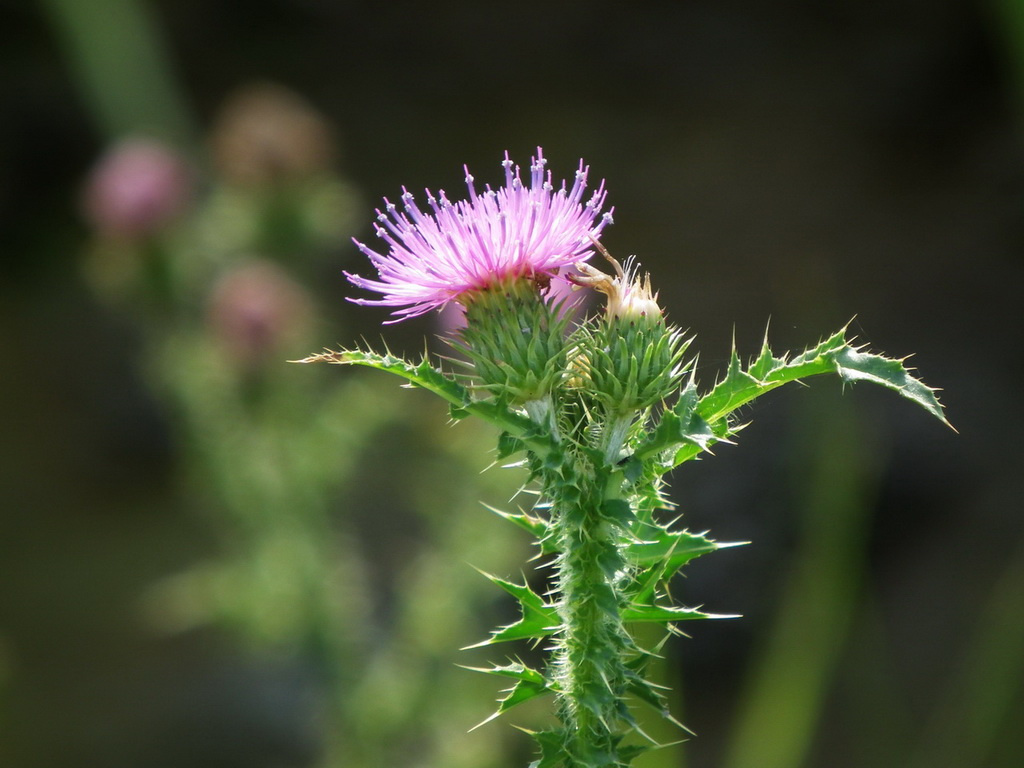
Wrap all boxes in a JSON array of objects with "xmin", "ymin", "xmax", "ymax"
[{"xmin": 467, "ymin": 710, "xmax": 503, "ymax": 732}]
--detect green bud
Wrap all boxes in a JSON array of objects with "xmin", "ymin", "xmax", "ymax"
[
  {"xmin": 572, "ymin": 251, "xmax": 690, "ymax": 413},
  {"xmin": 456, "ymin": 276, "xmax": 574, "ymax": 404}
]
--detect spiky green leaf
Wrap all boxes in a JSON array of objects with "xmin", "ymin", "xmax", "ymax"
[
  {"xmin": 832, "ymin": 345, "xmax": 948, "ymax": 423},
  {"xmin": 464, "ymin": 661, "xmax": 554, "ymax": 729},
  {"xmin": 634, "ymin": 376, "xmax": 717, "ymax": 464},
  {"xmin": 295, "ymin": 347, "xmax": 551, "ymax": 445},
  {"xmin": 497, "ymin": 431, "xmax": 526, "ymax": 459},
  {"xmin": 617, "ymin": 743, "xmax": 658, "ymax": 763},
  {"xmin": 623, "ymin": 602, "xmax": 736, "ymax": 623},
  {"xmin": 623, "ymin": 526, "xmax": 740, "ymax": 571},
  {"xmin": 463, "ymin": 660, "xmax": 548, "ymax": 685},
  {"xmin": 522, "ymin": 728, "xmax": 570, "ymax": 768},
  {"xmin": 485, "ymin": 504, "xmax": 554, "ymax": 552},
  {"xmin": 669, "ymin": 325, "xmax": 950, "ymax": 468},
  {"xmin": 464, "ymin": 571, "xmax": 560, "ymax": 647},
  {"xmin": 601, "ymin": 498, "xmax": 635, "ymax": 528},
  {"xmin": 625, "ymin": 527, "xmax": 744, "ymax": 606},
  {"xmin": 624, "ymin": 670, "xmax": 691, "ymax": 737}
]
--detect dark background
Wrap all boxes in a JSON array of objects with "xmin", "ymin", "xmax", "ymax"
[{"xmin": 1, "ymin": 1, "xmax": 1021, "ymax": 767}]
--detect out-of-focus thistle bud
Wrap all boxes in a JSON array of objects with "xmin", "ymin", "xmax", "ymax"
[
  {"xmin": 81, "ymin": 138, "xmax": 192, "ymax": 241},
  {"xmin": 455, "ymin": 275, "xmax": 574, "ymax": 404},
  {"xmin": 571, "ymin": 242, "xmax": 690, "ymax": 414},
  {"xmin": 207, "ymin": 259, "xmax": 313, "ymax": 369},
  {"xmin": 209, "ymin": 83, "xmax": 336, "ymax": 187}
]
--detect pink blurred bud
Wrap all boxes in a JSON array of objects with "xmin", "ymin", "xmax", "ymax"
[
  {"xmin": 82, "ymin": 138, "xmax": 192, "ymax": 240},
  {"xmin": 207, "ymin": 259, "xmax": 313, "ymax": 368},
  {"xmin": 209, "ymin": 83, "xmax": 336, "ymax": 186}
]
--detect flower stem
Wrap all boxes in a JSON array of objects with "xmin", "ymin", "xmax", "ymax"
[
  {"xmin": 552, "ymin": 473, "xmax": 631, "ymax": 766},
  {"xmin": 525, "ymin": 396, "xmax": 561, "ymax": 441},
  {"xmin": 601, "ymin": 411, "xmax": 634, "ymax": 465}
]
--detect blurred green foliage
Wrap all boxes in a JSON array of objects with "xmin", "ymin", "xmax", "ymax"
[{"xmin": 68, "ymin": 71, "xmax": 547, "ymax": 768}]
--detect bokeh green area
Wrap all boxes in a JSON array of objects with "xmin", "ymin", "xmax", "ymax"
[{"xmin": 1, "ymin": 1, "xmax": 1021, "ymax": 767}]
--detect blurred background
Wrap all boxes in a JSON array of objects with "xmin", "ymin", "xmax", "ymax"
[{"xmin": 1, "ymin": 0, "xmax": 1020, "ymax": 767}]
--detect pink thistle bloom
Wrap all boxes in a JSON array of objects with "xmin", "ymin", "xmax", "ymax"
[{"xmin": 346, "ymin": 147, "xmax": 613, "ymax": 321}]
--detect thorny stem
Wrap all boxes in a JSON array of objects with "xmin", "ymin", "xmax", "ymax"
[
  {"xmin": 550, "ymin": 461, "xmax": 632, "ymax": 766},
  {"xmin": 525, "ymin": 395, "xmax": 561, "ymax": 441},
  {"xmin": 601, "ymin": 411, "xmax": 634, "ymax": 465}
]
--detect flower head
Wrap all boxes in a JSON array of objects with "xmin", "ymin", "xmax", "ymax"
[{"xmin": 346, "ymin": 148, "xmax": 613, "ymax": 321}]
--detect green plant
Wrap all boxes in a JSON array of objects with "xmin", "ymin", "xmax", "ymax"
[{"xmin": 302, "ymin": 148, "xmax": 951, "ymax": 767}]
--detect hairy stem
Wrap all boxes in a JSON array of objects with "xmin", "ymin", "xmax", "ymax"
[
  {"xmin": 525, "ymin": 395, "xmax": 561, "ymax": 441},
  {"xmin": 601, "ymin": 411, "xmax": 634, "ymax": 465},
  {"xmin": 551, "ymin": 474, "xmax": 631, "ymax": 766}
]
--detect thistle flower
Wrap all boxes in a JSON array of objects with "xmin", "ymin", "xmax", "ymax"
[{"xmin": 346, "ymin": 148, "xmax": 613, "ymax": 321}]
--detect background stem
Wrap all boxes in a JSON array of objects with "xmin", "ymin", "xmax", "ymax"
[
  {"xmin": 39, "ymin": 0, "xmax": 196, "ymax": 143},
  {"xmin": 721, "ymin": 394, "xmax": 878, "ymax": 768}
]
